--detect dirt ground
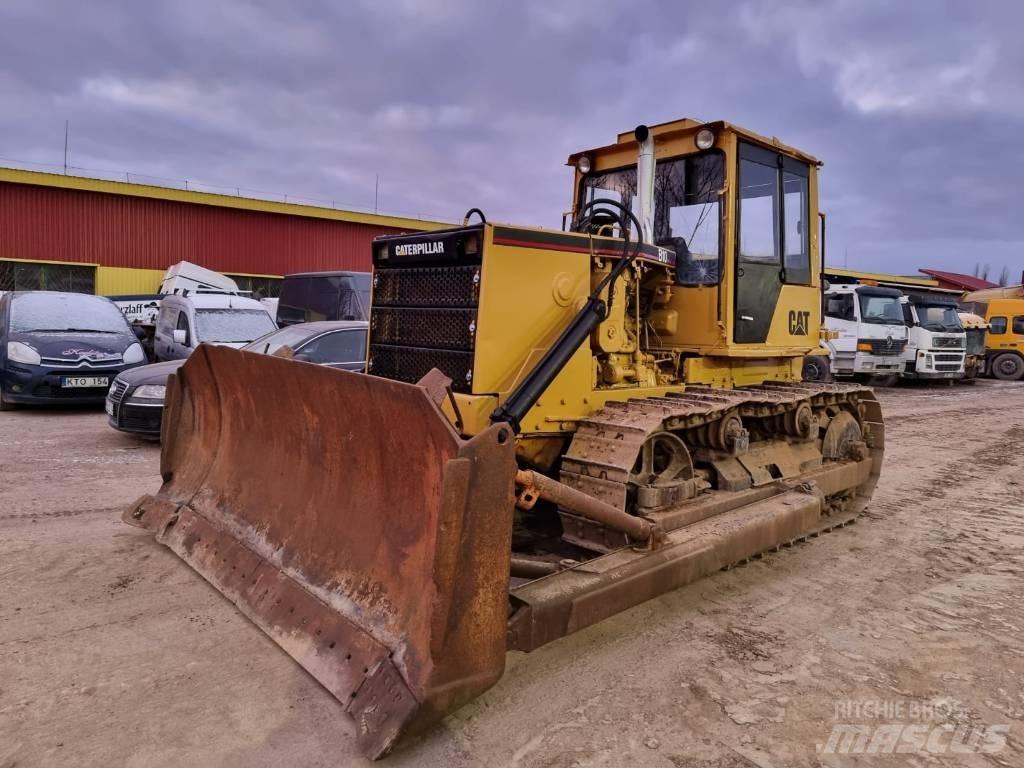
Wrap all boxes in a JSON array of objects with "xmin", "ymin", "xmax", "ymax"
[{"xmin": 2, "ymin": 381, "xmax": 1023, "ymax": 767}]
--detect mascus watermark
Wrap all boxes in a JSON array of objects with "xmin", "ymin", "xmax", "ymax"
[{"xmin": 818, "ymin": 699, "xmax": 1009, "ymax": 756}]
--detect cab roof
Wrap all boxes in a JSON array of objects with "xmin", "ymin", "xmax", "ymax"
[{"xmin": 567, "ymin": 117, "xmax": 821, "ymax": 167}]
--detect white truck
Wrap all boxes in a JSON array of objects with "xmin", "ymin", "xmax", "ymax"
[
  {"xmin": 899, "ymin": 293, "xmax": 966, "ymax": 381},
  {"xmin": 815, "ymin": 284, "xmax": 908, "ymax": 384}
]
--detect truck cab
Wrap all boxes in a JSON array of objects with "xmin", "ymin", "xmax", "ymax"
[
  {"xmin": 154, "ymin": 292, "xmax": 276, "ymax": 361},
  {"xmin": 957, "ymin": 312, "xmax": 989, "ymax": 381},
  {"xmin": 821, "ymin": 284, "xmax": 907, "ymax": 381},
  {"xmin": 976, "ymin": 298, "xmax": 1024, "ymax": 380},
  {"xmin": 900, "ymin": 294, "xmax": 966, "ymax": 380}
]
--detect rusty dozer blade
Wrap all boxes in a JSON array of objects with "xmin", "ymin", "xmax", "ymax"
[{"xmin": 124, "ymin": 344, "xmax": 517, "ymax": 758}]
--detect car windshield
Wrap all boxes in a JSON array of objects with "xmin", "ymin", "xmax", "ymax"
[
  {"xmin": 858, "ymin": 295, "xmax": 904, "ymax": 325},
  {"xmin": 10, "ymin": 292, "xmax": 130, "ymax": 334},
  {"xmin": 915, "ymin": 304, "xmax": 962, "ymax": 332},
  {"xmin": 242, "ymin": 324, "xmax": 319, "ymax": 354},
  {"xmin": 195, "ymin": 309, "xmax": 276, "ymax": 343}
]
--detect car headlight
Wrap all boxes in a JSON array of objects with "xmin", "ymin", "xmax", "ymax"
[
  {"xmin": 6, "ymin": 341, "xmax": 41, "ymax": 365},
  {"xmin": 122, "ymin": 343, "xmax": 146, "ymax": 364},
  {"xmin": 132, "ymin": 384, "xmax": 166, "ymax": 400}
]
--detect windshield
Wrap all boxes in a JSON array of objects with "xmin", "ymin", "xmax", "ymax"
[
  {"xmin": 581, "ymin": 152, "xmax": 724, "ymax": 284},
  {"xmin": 195, "ymin": 309, "xmax": 276, "ymax": 343},
  {"xmin": 914, "ymin": 304, "xmax": 962, "ymax": 332},
  {"xmin": 858, "ymin": 295, "xmax": 904, "ymax": 325},
  {"xmin": 241, "ymin": 324, "xmax": 318, "ymax": 354},
  {"xmin": 10, "ymin": 292, "xmax": 131, "ymax": 334}
]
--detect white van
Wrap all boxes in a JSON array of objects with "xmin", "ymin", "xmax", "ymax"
[{"xmin": 154, "ymin": 292, "xmax": 277, "ymax": 361}]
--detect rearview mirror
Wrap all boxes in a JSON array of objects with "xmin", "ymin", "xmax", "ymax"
[{"xmin": 172, "ymin": 329, "xmax": 187, "ymax": 345}]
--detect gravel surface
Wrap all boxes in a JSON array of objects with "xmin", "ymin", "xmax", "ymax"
[{"xmin": 1, "ymin": 382, "xmax": 1022, "ymax": 767}]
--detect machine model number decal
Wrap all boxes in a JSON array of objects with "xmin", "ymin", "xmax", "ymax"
[{"xmin": 789, "ymin": 310, "xmax": 811, "ymax": 336}]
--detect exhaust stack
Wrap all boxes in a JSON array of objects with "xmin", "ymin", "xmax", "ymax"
[{"xmin": 634, "ymin": 124, "xmax": 655, "ymax": 244}]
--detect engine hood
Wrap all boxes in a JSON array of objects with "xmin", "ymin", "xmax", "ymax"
[
  {"xmin": 116, "ymin": 359, "xmax": 185, "ymax": 387},
  {"xmin": 9, "ymin": 330, "xmax": 135, "ymax": 362}
]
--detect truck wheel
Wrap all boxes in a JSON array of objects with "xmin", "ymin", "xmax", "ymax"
[
  {"xmin": 992, "ymin": 353, "xmax": 1024, "ymax": 381},
  {"xmin": 802, "ymin": 356, "xmax": 832, "ymax": 382}
]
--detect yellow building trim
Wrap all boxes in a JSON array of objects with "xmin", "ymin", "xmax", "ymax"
[
  {"xmin": 95, "ymin": 267, "xmax": 165, "ymax": 296},
  {"xmin": 1, "ymin": 256, "xmax": 99, "ymax": 268},
  {"xmin": 222, "ymin": 270, "xmax": 284, "ymax": 279},
  {"xmin": 0, "ymin": 167, "xmax": 451, "ymax": 232}
]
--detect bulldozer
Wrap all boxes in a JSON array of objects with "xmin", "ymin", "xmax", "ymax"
[{"xmin": 125, "ymin": 118, "xmax": 884, "ymax": 759}]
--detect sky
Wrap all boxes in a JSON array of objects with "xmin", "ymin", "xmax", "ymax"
[{"xmin": 0, "ymin": 0, "xmax": 1021, "ymax": 281}]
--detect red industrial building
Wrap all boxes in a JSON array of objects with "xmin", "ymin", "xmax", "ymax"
[{"xmin": 0, "ymin": 167, "xmax": 445, "ymax": 296}]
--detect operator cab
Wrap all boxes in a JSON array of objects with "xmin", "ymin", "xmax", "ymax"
[{"xmin": 568, "ymin": 119, "xmax": 822, "ymax": 356}]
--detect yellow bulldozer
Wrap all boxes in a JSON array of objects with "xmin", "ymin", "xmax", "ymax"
[{"xmin": 125, "ymin": 117, "xmax": 884, "ymax": 758}]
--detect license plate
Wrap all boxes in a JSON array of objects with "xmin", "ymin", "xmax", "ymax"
[
  {"xmin": 105, "ymin": 399, "xmax": 115, "ymax": 417},
  {"xmin": 62, "ymin": 376, "xmax": 110, "ymax": 388}
]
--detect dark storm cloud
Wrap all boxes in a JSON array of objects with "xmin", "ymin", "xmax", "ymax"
[{"xmin": 0, "ymin": 0, "xmax": 1020, "ymax": 278}]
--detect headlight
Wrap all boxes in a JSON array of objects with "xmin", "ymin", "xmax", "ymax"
[
  {"xmin": 695, "ymin": 128, "xmax": 716, "ymax": 150},
  {"xmin": 575, "ymin": 155, "xmax": 592, "ymax": 174},
  {"xmin": 6, "ymin": 341, "xmax": 41, "ymax": 365},
  {"xmin": 132, "ymin": 384, "xmax": 166, "ymax": 400},
  {"xmin": 122, "ymin": 342, "xmax": 146, "ymax": 364}
]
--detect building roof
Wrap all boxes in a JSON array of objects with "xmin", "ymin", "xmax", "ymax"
[
  {"xmin": 918, "ymin": 269, "xmax": 998, "ymax": 291},
  {"xmin": 824, "ymin": 267, "xmax": 939, "ymax": 288},
  {"xmin": 0, "ymin": 167, "xmax": 449, "ymax": 232}
]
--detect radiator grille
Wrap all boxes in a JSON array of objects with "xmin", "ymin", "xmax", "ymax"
[
  {"xmin": 933, "ymin": 336, "xmax": 965, "ymax": 349},
  {"xmin": 369, "ymin": 260, "xmax": 481, "ymax": 393},
  {"xmin": 860, "ymin": 338, "xmax": 907, "ymax": 355},
  {"xmin": 368, "ymin": 345, "xmax": 474, "ymax": 389},
  {"xmin": 373, "ymin": 265, "xmax": 480, "ymax": 308},
  {"xmin": 372, "ymin": 307, "xmax": 476, "ymax": 351},
  {"xmin": 108, "ymin": 379, "xmax": 129, "ymax": 403},
  {"xmin": 934, "ymin": 353, "xmax": 964, "ymax": 363}
]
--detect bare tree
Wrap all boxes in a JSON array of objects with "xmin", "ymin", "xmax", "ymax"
[
  {"xmin": 973, "ymin": 262, "xmax": 982, "ymax": 278},
  {"xmin": 998, "ymin": 265, "xmax": 1010, "ymax": 286},
  {"xmin": 980, "ymin": 263, "xmax": 991, "ymax": 281}
]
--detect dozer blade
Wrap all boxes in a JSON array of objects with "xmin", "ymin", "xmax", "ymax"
[{"xmin": 124, "ymin": 344, "xmax": 517, "ymax": 758}]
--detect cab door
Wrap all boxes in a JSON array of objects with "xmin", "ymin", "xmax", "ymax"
[{"xmin": 734, "ymin": 143, "xmax": 811, "ymax": 343}]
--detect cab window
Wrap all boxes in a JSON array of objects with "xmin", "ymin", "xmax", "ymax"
[
  {"xmin": 824, "ymin": 294, "xmax": 855, "ymax": 321},
  {"xmin": 175, "ymin": 311, "xmax": 191, "ymax": 346},
  {"xmin": 580, "ymin": 152, "xmax": 724, "ymax": 285},
  {"xmin": 737, "ymin": 144, "xmax": 811, "ymax": 285},
  {"xmin": 1014, "ymin": 316, "xmax": 1024, "ymax": 335},
  {"xmin": 990, "ymin": 316, "xmax": 1007, "ymax": 334}
]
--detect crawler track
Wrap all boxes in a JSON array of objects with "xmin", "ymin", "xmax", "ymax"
[{"xmin": 559, "ymin": 381, "xmax": 885, "ymax": 530}]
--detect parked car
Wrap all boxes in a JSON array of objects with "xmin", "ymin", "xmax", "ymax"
[
  {"xmin": 0, "ymin": 291, "xmax": 147, "ymax": 409},
  {"xmin": 276, "ymin": 271, "xmax": 370, "ymax": 327},
  {"xmin": 107, "ymin": 320, "xmax": 368, "ymax": 437},
  {"xmin": 154, "ymin": 292, "xmax": 276, "ymax": 361}
]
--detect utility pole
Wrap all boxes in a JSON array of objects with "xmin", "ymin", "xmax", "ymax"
[{"xmin": 63, "ymin": 120, "xmax": 69, "ymax": 175}]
